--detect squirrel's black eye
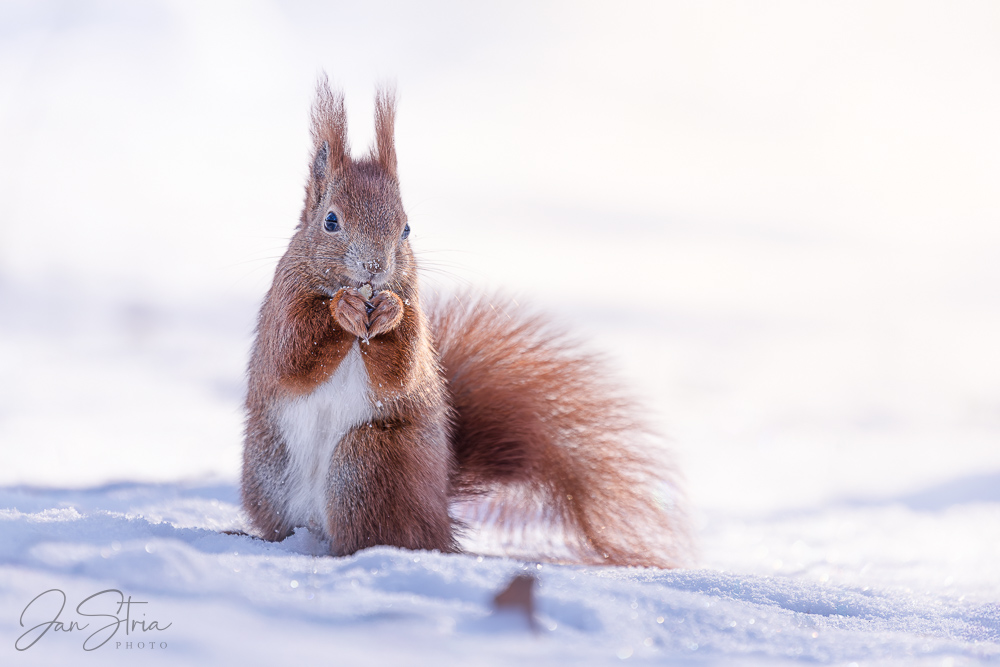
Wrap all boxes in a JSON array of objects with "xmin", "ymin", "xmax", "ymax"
[
  {"xmin": 323, "ymin": 211, "xmax": 340, "ymax": 232},
  {"xmin": 401, "ymin": 223, "xmax": 410, "ymax": 240}
]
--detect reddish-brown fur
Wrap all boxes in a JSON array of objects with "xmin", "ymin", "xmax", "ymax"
[
  {"xmin": 243, "ymin": 77, "xmax": 455, "ymax": 555},
  {"xmin": 433, "ymin": 298, "xmax": 692, "ymax": 568},
  {"xmin": 241, "ymin": 75, "xmax": 691, "ymax": 568}
]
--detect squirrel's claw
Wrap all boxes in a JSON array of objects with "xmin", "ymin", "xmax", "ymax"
[
  {"xmin": 331, "ymin": 288, "xmax": 369, "ymax": 340},
  {"xmin": 367, "ymin": 290, "xmax": 405, "ymax": 339}
]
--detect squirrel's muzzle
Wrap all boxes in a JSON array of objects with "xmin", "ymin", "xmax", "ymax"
[{"xmin": 362, "ymin": 259, "xmax": 384, "ymax": 275}]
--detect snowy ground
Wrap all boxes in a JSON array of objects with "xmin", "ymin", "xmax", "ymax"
[
  {"xmin": 3, "ymin": 480, "xmax": 1000, "ymax": 666},
  {"xmin": 3, "ymin": 1, "xmax": 1000, "ymax": 665},
  {"xmin": 3, "ymin": 477, "xmax": 1000, "ymax": 665}
]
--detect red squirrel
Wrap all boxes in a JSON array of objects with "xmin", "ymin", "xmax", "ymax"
[{"xmin": 242, "ymin": 77, "xmax": 691, "ymax": 568}]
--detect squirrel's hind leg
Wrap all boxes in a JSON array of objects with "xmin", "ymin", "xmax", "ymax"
[
  {"xmin": 241, "ymin": 424, "xmax": 297, "ymax": 543},
  {"xmin": 325, "ymin": 417, "xmax": 457, "ymax": 556}
]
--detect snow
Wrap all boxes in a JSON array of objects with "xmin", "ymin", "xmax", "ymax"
[
  {"xmin": 3, "ymin": 1, "xmax": 1000, "ymax": 664},
  {"xmin": 3, "ymin": 482, "xmax": 999, "ymax": 665}
]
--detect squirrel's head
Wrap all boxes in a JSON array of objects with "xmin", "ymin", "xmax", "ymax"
[{"xmin": 290, "ymin": 77, "xmax": 412, "ymax": 294}]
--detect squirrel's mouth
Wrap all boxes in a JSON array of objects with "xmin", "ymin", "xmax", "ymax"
[
  {"xmin": 320, "ymin": 273, "xmax": 390, "ymax": 298},
  {"xmin": 343, "ymin": 277, "xmax": 389, "ymax": 292},
  {"xmin": 343, "ymin": 268, "xmax": 392, "ymax": 292}
]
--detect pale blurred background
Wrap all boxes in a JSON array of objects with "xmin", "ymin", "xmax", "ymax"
[{"xmin": 2, "ymin": 0, "xmax": 999, "ymax": 518}]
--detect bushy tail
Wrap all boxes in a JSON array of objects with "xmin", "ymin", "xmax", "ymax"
[{"xmin": 429, "ymin": 294, "xmax": 693, "ymax": 569}]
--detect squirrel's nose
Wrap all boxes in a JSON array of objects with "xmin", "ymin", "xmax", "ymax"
[{"xmin": 362, "ymin": 259, "xmax": 383, "ymax": 275}]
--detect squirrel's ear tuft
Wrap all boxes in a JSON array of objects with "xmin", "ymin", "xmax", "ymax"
[
  {"xmin": 305, "ymin": 74, "xmax": 349, "ymax": 211},
  {"xmin": 373, "ymin": 85, "xmax": 397, "ymax": 179}
]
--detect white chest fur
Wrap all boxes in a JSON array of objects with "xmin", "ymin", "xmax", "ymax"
[{"xmin": 275, "ymin": 341, "xmax": 373, "ymax": 536}]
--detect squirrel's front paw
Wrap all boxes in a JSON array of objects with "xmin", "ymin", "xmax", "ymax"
[
  {"xmin": 367, "ymin": 291, "xmax": 405, "ymax": 338},
  {"xmin": 331, "ymin": 288, "xmax": 369, "ymax": 339}
]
